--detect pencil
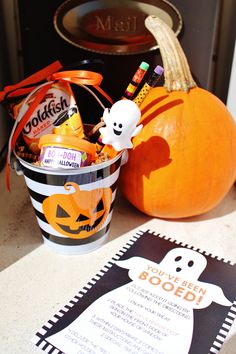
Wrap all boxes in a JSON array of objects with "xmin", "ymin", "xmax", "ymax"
[
  {"xmin": 122, "ymin": 61, "xmax": 149, "ymax": 100},
  {"xmin": 133, "ymin": 65, "xmax": 164, "ymax": 106}
]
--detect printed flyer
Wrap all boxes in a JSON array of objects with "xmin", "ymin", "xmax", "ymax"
[{"xmin": 32, "ymin": 230, "xmax": 236, "ymax": 354}]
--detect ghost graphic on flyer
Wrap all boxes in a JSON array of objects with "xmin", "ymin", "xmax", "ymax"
[
  {"xmin": 116, "ymin": 248, "xmax": 232, "ymax": 353},
  {"xmin": 46, "ymin": 248, "xmax": 232, "ymax": 354}
]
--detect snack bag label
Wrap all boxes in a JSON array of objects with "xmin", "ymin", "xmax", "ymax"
[{"xmin": 17, "ymin": 82, "xmax": 82, "ymax": 154}]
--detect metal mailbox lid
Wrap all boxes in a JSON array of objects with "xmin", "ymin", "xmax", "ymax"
[{"xmin": 54, "ymin": 0, "xmax": 182, "ymax": 55}]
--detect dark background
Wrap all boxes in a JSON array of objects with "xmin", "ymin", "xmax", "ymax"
[
  {"xmin": 0, "ymin": 0, "xmax": 235, "ymax": 164},
  {"xmin": 15, "ymin": 0, "xmax": 226, "ymax": 124}
]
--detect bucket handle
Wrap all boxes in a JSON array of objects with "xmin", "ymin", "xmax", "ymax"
[{"xmin": 121, "ymin": 150, "xmax": 129, "ymax": 166}]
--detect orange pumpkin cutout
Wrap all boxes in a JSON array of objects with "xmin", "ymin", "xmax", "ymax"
[{"xmin": 42, "ymin": 182, "xmax": 112, "ymax": 239}]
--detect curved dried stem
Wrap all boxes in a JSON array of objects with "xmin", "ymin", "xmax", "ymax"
[{"xmin": 145, "ymin": 15, "xmax": 197, "ymax": 92}]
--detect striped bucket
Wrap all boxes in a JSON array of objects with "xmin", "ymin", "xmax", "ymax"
[{"xmin": 15, "ymin": 151, "xmax": 125, "ymax": 254}]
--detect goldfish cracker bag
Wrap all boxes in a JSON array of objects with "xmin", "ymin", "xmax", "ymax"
[{"xmin": 13, "ymin": 81, "xmax": 84, "ymax": 154}]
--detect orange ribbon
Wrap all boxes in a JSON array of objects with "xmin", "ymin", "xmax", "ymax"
[
  {"xmin": 5, "ymin": 68, "xmax": 113, "ymax": 191},
  {"xmin": 49, "ymin": 70, "xmax": 113, "ymax": 105}
]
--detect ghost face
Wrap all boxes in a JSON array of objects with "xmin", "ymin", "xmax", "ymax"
[
  {"xmin": 110, "ymin": 116, "xmax": 136, "ymax": 138},
  {"xmin": 100, "ymin": 100, "xmax": 142, "ymax": 150},
  {"xmin": 106, "ymin": 100, "xmax": 141, "ymax": 139},
  {"xmin": 113, "ymin": 121, "xmax": 123, "ymax": 136},
  {"xmin": 160, "ymin": 248, "xmax": 207, "ymax": 280}
]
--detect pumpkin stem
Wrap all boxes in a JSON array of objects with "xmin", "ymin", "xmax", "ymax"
[{"xmin": 145, "ymin": 15, "xmax": 197, "ymax": 92}]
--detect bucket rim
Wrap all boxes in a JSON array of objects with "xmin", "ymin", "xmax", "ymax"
[{"xmin": 14, "ymin": 149, "xmax": 124, "ymax": 175}]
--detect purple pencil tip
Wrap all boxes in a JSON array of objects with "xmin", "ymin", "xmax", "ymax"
[{"xmin": 154, "ymin": 65, "xmax": 164, "ymax": 75}]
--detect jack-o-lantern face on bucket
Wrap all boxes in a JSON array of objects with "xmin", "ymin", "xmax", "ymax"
[{"xmin": 42, "ymin": 182, "xmax": 112, "ymax": 239}]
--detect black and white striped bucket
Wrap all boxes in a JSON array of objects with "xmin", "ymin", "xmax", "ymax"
[{"xmin": 16, "ymin": 151, "xmax": 125, "ymax": 254}]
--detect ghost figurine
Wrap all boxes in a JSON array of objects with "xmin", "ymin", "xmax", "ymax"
[
  {"xmin": 99, "ymin": 99, "xmax": 143, "ymax": 151},
  {"xmin": 45, "ymin": 248, "xmax": 232, "ymax": 354}
]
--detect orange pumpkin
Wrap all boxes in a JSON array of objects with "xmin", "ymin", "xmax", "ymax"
[{"xmin": 120, "ymin": 15, "xmax": 236, "ymax": 219}]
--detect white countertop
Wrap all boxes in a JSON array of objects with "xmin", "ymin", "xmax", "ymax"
[{"xmin": 0, "ymin": 169, "xmax": 236, "ymax": 353}]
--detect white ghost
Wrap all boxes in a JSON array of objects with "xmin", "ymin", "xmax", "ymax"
[
  {"xmin": 115, "ymin": 250, "xmax": 232, "ymax": 354},
  {"xmin": 45, "ymin": 249, "xmax": 232, "ymax": 354},
  {"xmin": 152, "ymin": 247, "xmax": 208, "ymax": 282},
  {"xmin": 99, "ymin": 99, "xmax": 143, "ymax": 151},
  {"xmin": 117, "ymin": 250, "xmax": 232, "ymax": 309}
]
